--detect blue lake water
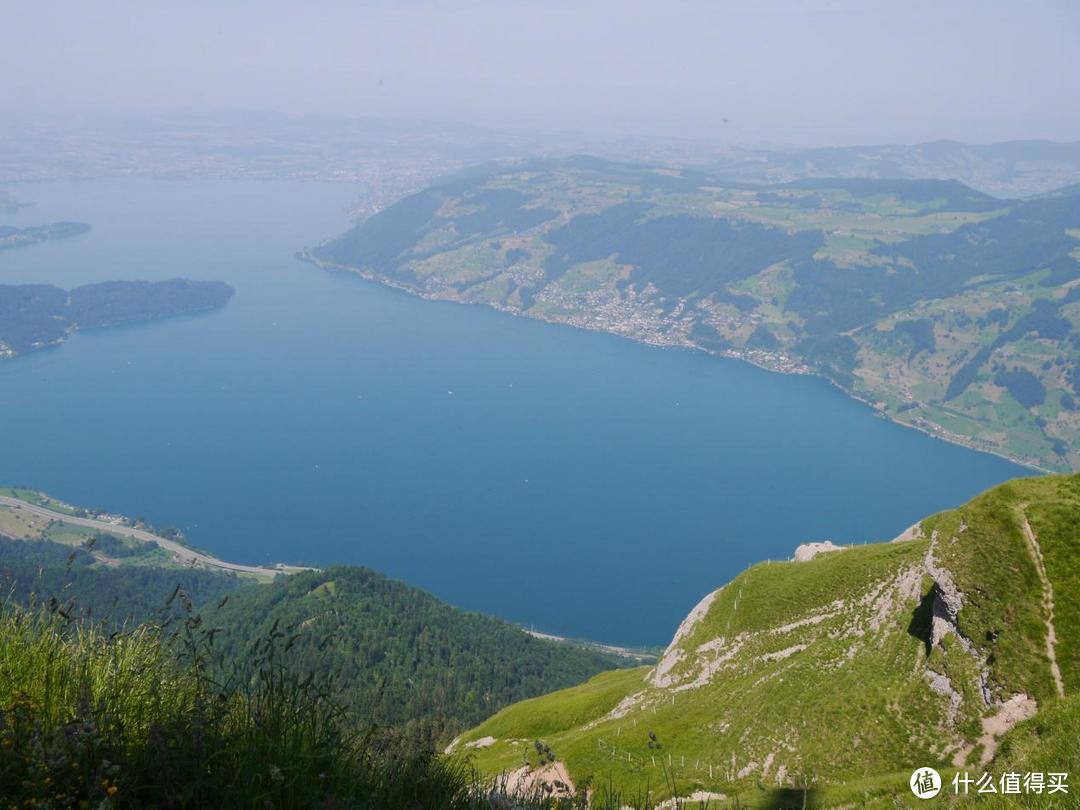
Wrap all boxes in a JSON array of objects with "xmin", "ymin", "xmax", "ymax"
[{"xmin": 0, "ymin": 179, "xmax": 1028, "ymax": 646}]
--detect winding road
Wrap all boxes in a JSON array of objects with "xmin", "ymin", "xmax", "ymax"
[{"xmin": 0, "ymin": 495, "xmax": 291, "ymax": 579}]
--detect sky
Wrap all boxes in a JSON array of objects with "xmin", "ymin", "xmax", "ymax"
[{"xmin": 3, "ymin": 0, "xmax": 1079, "ymax": 146}]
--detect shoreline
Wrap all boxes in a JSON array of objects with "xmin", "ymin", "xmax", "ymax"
[
  {"xmin": 522, "ymin": 628, "xmax": 657, "ymax": 663},
  {"xmin": 298, "ymin": 249, "xmax": 1048, "ymax": 475},
  {"xmin": 1, "ymin": 489, "xmax": 653, "ymax": 652},
  {"xmin": 0, "ymin": 492, "xmax": 310, "ymax": 582}
]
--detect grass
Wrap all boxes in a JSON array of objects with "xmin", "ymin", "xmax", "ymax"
[
  {"xmin": 924, "ymin": 475, "xmax": 1080, "ymax": 703},
  {"xmin": 1020, "ymin": 475, "xmax": 1080, "ymax": 694},
  {"xmin": 462, "ymin": 544, "xmax": 944, "ymax": 797},
  {"xmin": 0, "ymin": 487, "xmax": 80, "ymax": 516},
  {"xmin": 688, "ymin": 540, "xmax": 925, "ymax": 643},
  {"xmin": 0, "ymin": 506, "xmax": 49, "ymax": 539},
  {"xmin": 457, "ymin": 475, "xmax": 1080, "ymax": 805},
  {"xmin": 0, "ymin": 594, "xmax": 739, "ymax": 810},
  {"xmin": 0, "ymin": 596, "xmax": 533, "ymax": 809},
  {"xmin": 458, "ymin": 667, "xmax": 649, "ymax": 748},
  {"xmin": 41, "ymin": 523, "xmax": 98, "ymax": 546},
  {"xmin": 952, "ymin": 695, "xmax": 1080, "ymax": 808},
  {"xmin": 5, "ymin": 474, "xmax": 1076, "ymax": 807},
  {"xmin": 0, "ymin": 572, "xmax": 680, "ymax": 809}
]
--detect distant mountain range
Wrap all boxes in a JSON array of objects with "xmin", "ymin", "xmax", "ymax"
[
  {"xmin": 707, "ymin": 139, "xmax": 1080, "ymax": 198},
  {"xmin": 307, "ymin": 158, "xmax": 1080, "ymax": 472},
  {"xmin": 4, "ymin": 109, "xmax": 1079, "ymax": 199}
]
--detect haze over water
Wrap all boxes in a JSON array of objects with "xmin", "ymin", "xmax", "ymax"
[{"xmin": 0, "ymin": 179, "xmax": 1026, "ymax": 645}]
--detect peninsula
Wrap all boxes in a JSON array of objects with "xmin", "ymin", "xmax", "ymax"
[
  {"xmin": 0, "ymin": 489, "xmax": 294, "ymax": 580},
  {"xmin": 0, "ymin": 278, "xmax": 235, "ymax": 358},
  {"xmin": 0, "ymin": 221, "xmax": 90, "ymax": 250}
]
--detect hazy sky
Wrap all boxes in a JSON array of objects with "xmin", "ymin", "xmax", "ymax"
[{"xmin": 4, "ymin": 0, "xmax": 1078, "ymax": 146}]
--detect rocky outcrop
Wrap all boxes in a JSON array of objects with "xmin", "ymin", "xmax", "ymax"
[
  {"xmin": 792, "ymin": 541, "xmax": 843, "ymax": 561},
  {"xmin": 650, "ymin": 588, "xmax": 718, "ymax": 687},
  {"xmin": 924, "ymin": 530, "xmax": 992, "ymax": 706}
]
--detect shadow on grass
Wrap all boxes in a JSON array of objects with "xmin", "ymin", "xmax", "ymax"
[
  {"xmin": 759, "ymin": 787, "xmax": 821, "ymax": 809},
  {"xmin": 907, "ymin": 584, "xmax": 936, "ymax": 656}
]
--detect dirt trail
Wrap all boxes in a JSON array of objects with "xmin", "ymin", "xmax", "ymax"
[
  {"xmin": 1020, "ymin": 513, "xmax": 1065, "ymax": 698},
  {"xmin": 503, "ymin": 761, "xmax": 575, "ymax": 799}
]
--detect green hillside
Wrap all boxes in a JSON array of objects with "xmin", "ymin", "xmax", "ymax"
[
  {"xmin": 3, "ymin": 478, "xmax": 1077, "ymax": 807},
  {"xmin": 452, "ymin": 474, "xmax": 1080, "ymax": 806},
  {"xmin": 0, "ymin": 279, "xmax": 235, "ymax": 358},
  {"xmin": 202, "ymin": 566, "xmax": 631, "ymax": 741},
  {"xmin": 307, "ymin": 160, "xmax": 1080, "ymax": 472},
  {"xmin": 0, "ymin": 510, "xmax": 625, "ymax": 747},
  {"xmin": 0, "ymin": 595, "xmax": 533, "ymax": 809}
]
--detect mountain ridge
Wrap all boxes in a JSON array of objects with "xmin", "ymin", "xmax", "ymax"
[{"xmin": 452, "ymin": 473, "xmax": 1080, "ymax": 805}]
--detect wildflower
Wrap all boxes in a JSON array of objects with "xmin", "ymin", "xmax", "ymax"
[{"xmin": 107, "ymin": 786, "xmax": 118, "ymax": 797}]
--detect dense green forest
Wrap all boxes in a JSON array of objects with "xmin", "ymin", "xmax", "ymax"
[
  {"xmin": 0, "ymin": 279, "xmax": 234, "ymax": 355},
  {"xmin": 541, "ymin": 200, "xmax": 823, "ymax": 302},
  {"xmin": 0, "ymin": 538, "xmax": 243, "ymax": 625},
  {"xmin": 0, "ymin": 539, "xmax": 623, "ymax": 744},
  {"xmin": 204, "ymin": 566, "xmax": 627, "ymax": 741}
]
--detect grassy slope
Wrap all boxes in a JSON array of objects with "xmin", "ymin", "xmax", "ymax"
[
  {"xmin": 454, "ymin": 475, "xmax": 1079, "ymax": 805},
  {"xmin": 953, "ymin": 694, "xmax": 1080, "ymax": 809}
]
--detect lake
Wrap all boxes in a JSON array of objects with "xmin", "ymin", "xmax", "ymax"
[{"xmin": 0, "ymin": 179, "xmax": 1027, "ymax": 645}]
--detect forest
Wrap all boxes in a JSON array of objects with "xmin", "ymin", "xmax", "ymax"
[
  {"xmin": 0, "ymin": 538, "xmax": 624, "ymax": 743},
  {"xmin": 0, "ymin": 279, "xmax": 235, "ymax": 355}
]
